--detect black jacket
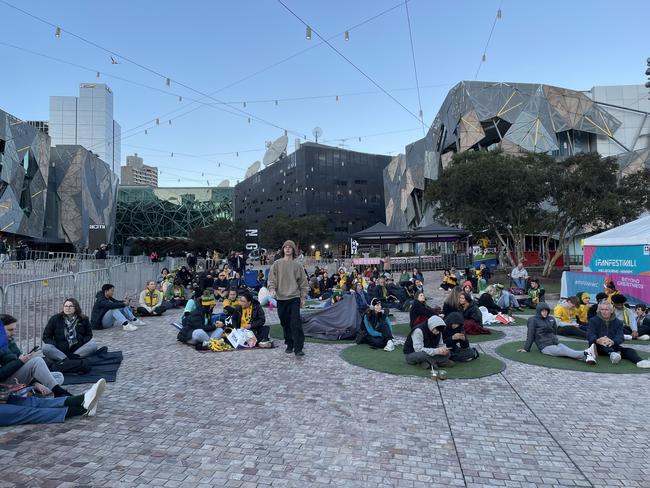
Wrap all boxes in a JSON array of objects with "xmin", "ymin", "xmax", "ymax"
[
  {"xmin": 523, "ymin": 304, "xmax": 559, "ymax": 352},
  {"xmin": 462, "ymin": 303, "xmax": 483, "ymax": 325},
  {"xmin": 43, "ymin": 313, "xmax": 93, "ymax": 355},
  {"xmin": 478, "ymin": 293, "xmax": 501, "ymax": 314},
  {"xmin": 90, "ymin": 290, "xmax": 128, "ymax": 330},
  {"xmin": 238, "ymin": 300, "xmax": 265, "ymax": 331},
  {"xmin": 0, "ymin": 341, "xmax": 23, "ymax": 382},
  {"xmin": 403, "ymin": 323, "xmax": 437, "ymax": 355},
  {"xmin": 409, "ymin": 300, "xmax": 436, "ymax": 327},
  {"xmin": 177, "ymin": 307, "xmax": 217, "ymax": 343}
]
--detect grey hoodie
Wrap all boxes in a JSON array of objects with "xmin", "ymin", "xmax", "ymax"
[{"xmin": 523, "ymin": 303, "xmax": 559, "ymax": 352}]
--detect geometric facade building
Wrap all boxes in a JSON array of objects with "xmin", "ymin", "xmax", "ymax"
[
  {"xmin": 114, "ymin": 186, "xmax": 233, "ymax": 252},
  {"xmin": 0, "ymin": 109, "xmax": 50, "ymax": 238},
  {"xmin": 386, "ymin": 81, "xmax": 650, "ymax": 229},
  {"xmin": 234, "ymin": 142, "xmax": 392, "ymax": 246},
  {"xmin": 48, "ymin": 145, "xmax": 119, "ymax": 250}
]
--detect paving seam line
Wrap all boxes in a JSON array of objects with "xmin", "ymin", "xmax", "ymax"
[{"xmin": 434, "ymin": 377, "xmax": 468, "ymax": 487}]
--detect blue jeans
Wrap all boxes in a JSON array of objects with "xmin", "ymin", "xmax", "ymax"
[
  {"xmin": 101, "ymin": 306, "xmax": 136, "ymax": 328},
  {"xmin": 498, "ymin": 291, "xmax": 519, "ymax": 309},
  {"xmin": 0, "ymin": 395, "xmax": 68, "ymax": 426},
  {"xmin": 189, "ymin": 328, "xmax": 224, "ymax": 344},
  {"xmin": 512, "ymin": 278, "xmax": 526, "ymax": 289}
]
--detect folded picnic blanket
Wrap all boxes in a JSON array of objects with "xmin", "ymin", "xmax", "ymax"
[{"xmin": 61, "ymin": 350, "xmax": 123, "ymax": 385}]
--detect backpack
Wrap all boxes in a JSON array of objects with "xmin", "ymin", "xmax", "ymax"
[{"xmin": 48, "ymin": 357, "xmax": 92, "ymax": 375}]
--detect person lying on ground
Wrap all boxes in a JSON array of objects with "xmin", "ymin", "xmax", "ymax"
[
  {"xmin": 585, "ymin": 301, "xmax": 650, "ymax": 368},
  {"xmin": 611, "ymin": 294, "xmax": 648, "ymax": 340},
  {"xmin": 177, "ymin": 291, "xmax": 224, "ymax": 348},
  {"xmin": 0, "ymin": 378, "xmax": 106, "ymax": 426},
  {"xmin": 237, "ymin": 291, "xmax": 272, "ymax": 347},
  {"xmin": 91, "ymin": 284, "xmax": 144, "ymax": 331},
  {"xmin": 403, "ymin": 316, "xmax": 454, "ymax": 369},
  {"xmin": 443, "ymin": 312, "xmax": 479, "ymax": 362},
  {"xmin": 137, "ymin": 280, "xmax": 166, "ymax": 317},
  {"xmin": 42, "ymin": 298, "xmax": 98, "ymax": 362},
  {"xmin": 409, "ymin": 292, "xmax": 439, "ymax": 329},
  {"xmin": 356, "ymin": 299, "xmax": 396, "ymax": 351},
  {"xmin": 164, "ymin": 278, "xmax": 187, "ymax": 308},
  {"xmin": 517, "ymin": 303, "xmax": 586, "ymax": 360},
  {"xmin": 1, "ymin": 315, "xmax": 71, "ymax": 397}
]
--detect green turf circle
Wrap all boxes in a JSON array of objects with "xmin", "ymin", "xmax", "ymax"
[
  {"xmin": 340, "ymin": 344, "xmax": 505, "ymax": 379},
  {"xmin": 496, "ymin": 340, "xmax": 650, "ymax": 374}
]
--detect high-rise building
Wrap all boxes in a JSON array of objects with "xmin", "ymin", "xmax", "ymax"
[
  {"xmin": 120, "ymin": 153, "xmax": 159, "ymax": 187},
  {"xmin": 49, "ymin": 83, "xmax": 121, "ymax": 172},
  {"xmin": 26, "ymin": 120, "xmax": 49, "ymax": 134}
]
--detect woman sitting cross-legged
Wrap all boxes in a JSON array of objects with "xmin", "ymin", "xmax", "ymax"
[
  {"xmin": 177, "ymin": 291, "xmax": 224, "ymax": 349},
  {"xmin": 403, "ymin": 315, "xmax": 454, "ymax": 369},
  {"xmin": 237, "ymin": 291, "xmax": 272, "ymax": 348},
  {"xmin": 442, "ymin": 312, "xmax": 479, "ymax": 362},
  {"xmin": 42, "ymin": 298, "xmax": 98, "ymax": 362},
  {"xmin": 517, "ymin": 303, "xmax": 587, "ymax": 360},
  {"xmin": 356, "ymin": 298, "xmax": 395, "ymax": 351}
]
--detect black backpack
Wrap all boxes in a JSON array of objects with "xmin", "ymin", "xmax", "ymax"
[{"xmin": 48, "ymin": 357, "xmax": 92, "ymax": 375}]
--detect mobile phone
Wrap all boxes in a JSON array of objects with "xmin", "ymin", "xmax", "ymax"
[{"xmin": 29, "ymin": 345, "xmax": 40, "ymax": 353}]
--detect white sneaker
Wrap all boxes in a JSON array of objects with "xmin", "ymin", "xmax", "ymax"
[
  {"xmin": 83, "ymin": 378, "xmax": 106, "ymax": 416},
  {"xmin": 384, "ymin": 339, "xmax": 395, "ymax": 352},
  {"xmin": 123, "ymin": 323, "xmax": 138, "ymax": 331},
  {"xmin": 610, "ymin": 352, "xmax": 622, "ymax": 364},
  {"xmin": 639, "ymin": 335, "xmax": 650, "ymax": 341},
  {"xmin": 392, "ymin": 338, "xmax": 405, "ymax": 346},
  {"xmin": 636, "ymin": 359, "xmax": 650, "ymax": 368},
  {"xmin": 624, "ymin": 334, "xmax": 633, "ymax": 340},
  {"xmin": 584, "ymin": 344, "xmax": 597, "ymax": 365},
  {"xmin": 132, "ymin": 319, "xmax": 146, "ymax": 326}
]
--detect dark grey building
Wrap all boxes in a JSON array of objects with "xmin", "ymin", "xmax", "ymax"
[{"xmin": 234, "ymin": 143, "xmax": 391, "ymax": 245}]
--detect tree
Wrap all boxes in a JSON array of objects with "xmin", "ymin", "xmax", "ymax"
[
  {"xmin": 540, "ymin": 154, "xmax": 650, "ymax": 276},
  {"xmin": 424, "ymin": 150, "xmax": 550, "ymax": 267},
  {"xmin": 261, "ymin": 214, "xmax": 329, "ymax": 253},
  {"xmin": 188, "ymin": 218, "xmax": 246, "ymax": 254}
]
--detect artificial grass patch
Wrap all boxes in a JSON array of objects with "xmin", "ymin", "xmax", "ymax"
[
  {"xmin": 496, "ymin": 340, "xmax": 650, "ymax": 374},
  {"xmin": 389, "ymin": 323, "xmax": 505, "ymax": 342},
  {"xmin": 340, "ymin": 344, "xmax": 505, "ymax": 379}
]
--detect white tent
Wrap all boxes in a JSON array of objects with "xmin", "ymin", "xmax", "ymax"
[{"xmin": 583, "ymin": 214, "xmax": 650, "ymax": 247}]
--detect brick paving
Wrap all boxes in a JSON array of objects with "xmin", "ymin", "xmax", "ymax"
[{"xmin": 2, "ymin": 271, "xmax": 650, "ymax": 487}]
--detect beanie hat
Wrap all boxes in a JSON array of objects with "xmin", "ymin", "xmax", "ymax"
[
  {"xmin": 462, "ymin": 281, "xmax": 473, "ymax": 289},
  {"xmin": 427, "ymin": 315, "xmax": 446, "ymax": 330},
  {"xmin": 595, "ymin": 292, "xmax": 608, "ymax": 302},
  {"xmin": 444, "ymin": 312, "xmax": 464, "ymax": 327},
  {"xmin": 282, "ymin": 240, "xmax": 298, "ymax": 257},
  {"xmin": 201, "ymin": 291, "xmax": 217, "ymax": 307},
  {"xmin": 611, "ymin": 294, "xmax": 627, "ymax": 305},
  {"xmin": 370, "ymin": 298, "xmax": 382, "ymax": 307}
]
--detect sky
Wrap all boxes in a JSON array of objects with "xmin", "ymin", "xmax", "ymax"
[{"xmin": 1, "ymin": 0, "xmax": 649, "ymax": 187}]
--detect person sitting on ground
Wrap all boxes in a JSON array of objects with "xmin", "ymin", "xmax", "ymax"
[
  {"xmin": 442, "ymin": 287, "xmax": 463, "ymax": 318},
  {"xmin": 356, "ymin": 299, "xmax": 395, "ymax": 351},
  {"xmin": 517, "ymin": 303, "xmax": 587, "ymax": 360},
  {"xmin": 510, "ymin": 261, "xmax": 528, "ymax": 290},
  {"xmin": 412, "ymin": 279, "xmax": 424, "ymax": 297},
  {"xmin": 495, "ymin": 283, "xmax": 522, "ymax": 313},
  {"xmin": 439, "ymin": 269, "xmax": 457, "ymax": 291},
  {"xmin": 157, "ymin": 267, "xmax": 170, "ymax": 285},
  {"xmin": 410, "ymin": 292, "xmax": 439, "ymax": 329},
  {"xmin": 553, "ymin": 296, "xmax": 587, "ymax": 339},
  {"xmin": 42, "ymin": 298, "xmax": 98, "ymax": 362},
  {"xmin": 176, "ymin": 266, "xmax": 193, "ymax": 288},
  {"xmin": 371, "ymin": 277, "xmax": 400, "ymax": 309},
  {"xmin": 212, "ymin": 271, "xmax": 230, "ymax": 300},
  {"xmin": 398, "ymin": 270, "xmax": 411, "ymax": 287},
  {"xmin": 0, "ymin": 378, "xmax": 106, "ymax": 426},
  {"xmin": 403, "ymin": 315, "xmax": 453, "ymax": 369},
  {"xmin": 1, "ymin": 315, "xmax": 71, "ymax": 397},
  {"xmin": 257, "ymin": 285, "xmax": 277, "ymax": 310},
  {"xmin": 222, "ymin": 288, "xmax": 239, "ymax": 309},
  {"xmin": 325, "ymin": 288, "xmax": 345, "ymax": 308},
  {"xmin": 308, "ymin": 276, "xmax": 321, "ymax": 299},
  {"xmin": 588, "ymin": 292, "xmax": 609, "ymax": 320},
  {"xmin": 137, "ymin": 280, "xmax": 166, "ymax": 317},
  {"xmin": 574, "ymin": 291, "xmax": 591, "ymax": 326},
  {"xmin": 459, "ymin": 291, "xmax": 491, "ymax": 334},
  {"xmin": 635, "ymin": 304, "xmax": 650, "ymax": 337},
  {"xmin": 177, "ymin": 291, "xmax": 224, "ymax": 349},
  {"xmin": 237, "ymin": 291, "xmax": 271, "ymax": 347},
  {"xmin": 164, "ymin": 278, "xmax": 187, "ymax": 308},
  {"xmin": 524, "ymin": 279, "xmax": 545, "ymax": 309},
  {"xmin": 461, "ymin": 281, "xmax": 474, "ymax": 295},
  {"xmin": 604, "ymin": 281, "xmax": 619, "ymax": 302},
  {"xmin": 610, "ymin": 294, "xmax": 643, "ymax": 341},
  {"xmin": 352, "ymin": 282, "xmax": 371, "ymax": 314},
  {"xmin": 584, "ymin": 301, "xmax": 650, "ymax": 368},
  {"xmin": 443, "ymin": 312, "xmax": 479, "ymax": 362},
  {"xmin": 478, "ymin": 285, "xmax": 502, "ymax": 315},
  {"xmin": 198, "ymin": 270, "xmax": 214, "ymax": 291},
  {"xmin": 411, "ymin": 267, "xmax": 423, "ymax": 283},
  {"xmin": 91, "ymin": 284, "xmax": 144, "ymax": 331}
]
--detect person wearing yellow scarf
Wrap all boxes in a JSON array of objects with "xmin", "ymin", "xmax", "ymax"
[{"xmin": 137, "ymin": 281, "xmax": 166, "ymax": 316}]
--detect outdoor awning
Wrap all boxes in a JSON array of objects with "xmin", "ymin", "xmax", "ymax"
[
  {"xmin": 411, "ymin": 222, "xmax": 470, "ymax": 242},
  {"xmin": 583, "ymin": 214, "xmax": 650, "ymax": 247},
  {"xmin": 351, "ymin": 222, "xmax": 411, "ymax": 244},
  {"xmin": 352, "ymin": 221, "xmax": 468, "ymax": 244}
]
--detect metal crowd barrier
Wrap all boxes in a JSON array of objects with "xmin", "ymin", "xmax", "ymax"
[
  {"xmin": 387, "ymin": 254, "xmax": 471, "ymax": 272},
  {"xmin": 0, "ymin": 259, "xmax": 172, "ymax": 353}
]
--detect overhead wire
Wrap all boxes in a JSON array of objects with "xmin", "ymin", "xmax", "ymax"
[
  {"xmin": 276, "ymin": 0, "xmax": 426, "ymax": 127},
  {"xmin": 473, "ymin": 3, "xmax": 503, "ymax": 80},
  {"xmin": 403, "ymin": 0, "xmax": 425, "ymax": 135}
]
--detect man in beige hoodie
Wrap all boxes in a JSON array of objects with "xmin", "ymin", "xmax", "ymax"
[{"xmin": 268, "ymin": 240, "xmax": 309, "ymax": 356}]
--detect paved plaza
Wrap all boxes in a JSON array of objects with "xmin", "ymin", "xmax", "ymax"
[{"xmin": 2, "ymin": 271, "xmax": 650, "ymax": 488}]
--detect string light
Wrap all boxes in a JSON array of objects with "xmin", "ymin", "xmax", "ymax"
[
  {"xmin": 156, "ymin": 118, "xmax": 160, "ymax": 125},
  {"xmin": 96, "ymin": 71, "xmax": 100, "ymax": 78},
  {"xmin": 497, "ymin": 8, "xmax": 502, "ymax": 19},
  {"xmin": 55, "ymin": 26, "xmax": 61, "ymax": 38},
  {"xmin": 336, "ymin": 95, "xmax": 339, "ymax": 101},
  {"xmin": 168, "ymin": 119, "xmax": 172, "ymax": 125},
  {"xmin": 166, "ymin": 78, "xmax": 171, "ymax": 87},
  {"xmin": 275, "ymin": 100, "xmax": 278, "ymax": 106},
  {"xmin": 178, "ymin": 95, "xmax": 182, "ymax": 102},
  {"xmin": 305, "ymin": 26, "xmax": 312, "ymax": 40},
  {"xmin": 344, "ymin": 30, "xmax": 349, "ymax": 41}
]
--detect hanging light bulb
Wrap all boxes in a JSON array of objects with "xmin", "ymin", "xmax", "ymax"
[
  {"xmin": 144, "ymin": 129, "xmax": 148, "ymax": 135},
  {"xmin": 243, "ymin": 101, "xmax": 246, "ymax": 108},
  {"xmin": 179, "ymin": 95, "xmax": 182, "ymax": 102},
  {"xmin": 218, "ymin": 163, "xmax": 221, "ymax": 167},
  {"xmin": 306, "ymin": 26, "xmax": 312, "ymax": 40},
  {"xmin": 201, "ymin": 172, "xmax": 204, "ymax": 177},
  {"xmin": 236, "ymin": 152, "xmax": 239, "ymax": 157},
  {"xmin": 166, "ymin": 78, "xmax": 171, "ymax": 87},
  {"xmin": 168, "ymin": 119, "xmax": 172, "ymax": 125},
  {"xmin": 358, "ymin": 137, "xmax": 361, "ymax": 142},
  {"xmin": 275, "ymin": 100, "xmax": 278, "ymax": 106},
  {"xmin": 55, "ymin": 27, "xmax": 61, "ymax": 38},
  {"xmin": 344, "ymin": 30, "xmax": 349, "ymax": 41},
  {"xmin": 336, "ymin": 95, "xmax": 339, "ymax": 102},
  {"xmin": 482, "ymin": 53, "xmax": 486, "ymax": 62},
  {"xmin": 156, "ymin": 118, "xmax": 160, "ymax": 125},
  {"xmin": 171, "ymin": 152, "xmax": 174, "ymax": 157},
  {"xmin": 419, "ymin": 109, "xmax": 424, "ymax": 118},
  {"xmin": 497, "ymin": 8, "xmax": 502, "ymax": 19},
  {"xmin": 284, "ymin": 129, "xmax": 288, "ymax": 136},
  {"xmin": 247, "ymin": 117, "xmax": 251, "ymax": 123}
]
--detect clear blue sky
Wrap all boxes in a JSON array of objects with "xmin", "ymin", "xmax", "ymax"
[{"xmin": 1, "ymin": 0, "xmax": 648, "ymax": 186}]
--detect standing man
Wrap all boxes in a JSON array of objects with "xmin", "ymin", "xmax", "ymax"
[{"xmin": 268, "ymin": 240, "xmax": 309, "ymax": 357}]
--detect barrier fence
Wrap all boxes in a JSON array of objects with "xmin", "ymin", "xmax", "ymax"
[{"xmin": 0, "ymin": 259, "xmax": 170, "ymax": 353}]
